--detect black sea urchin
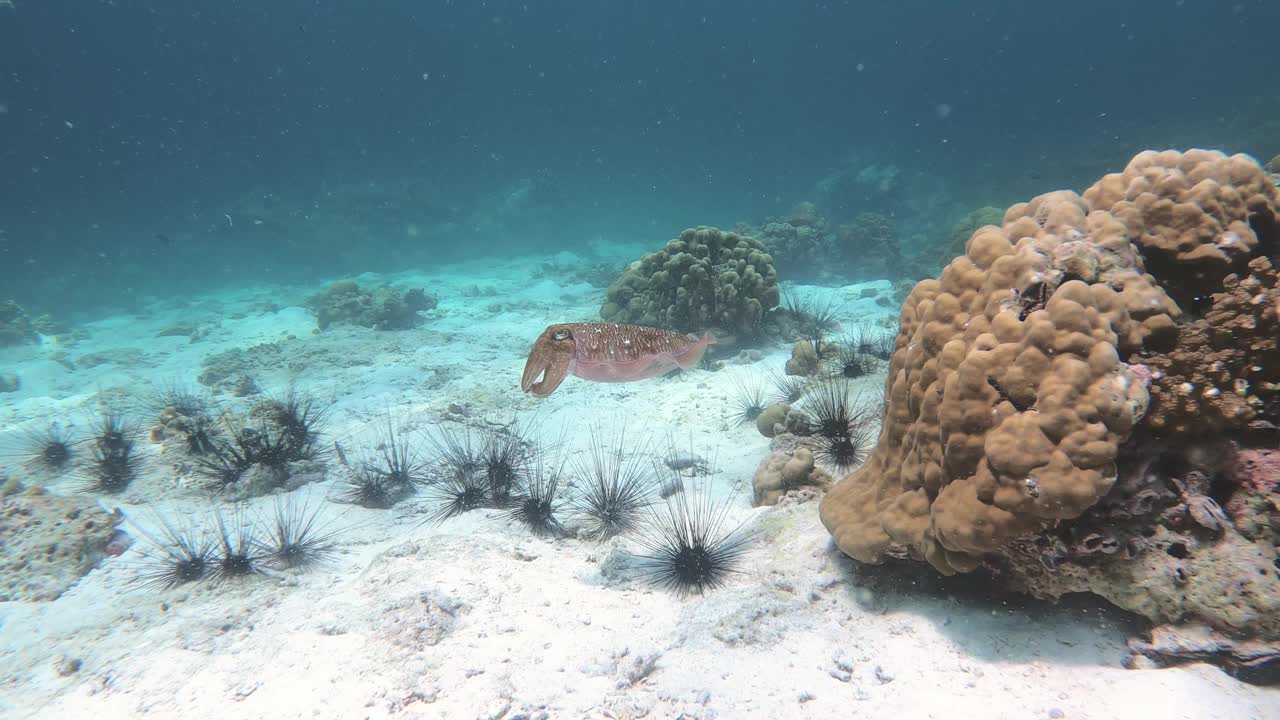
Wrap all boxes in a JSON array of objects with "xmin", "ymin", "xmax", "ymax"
[
  {"xmin": 571, "ymin": 425, "xmax": 656, "ymax": 541},
  {"xmin": 258, "ymin": 495, "xmax": 342, "ymax": 570},
  {"xmin": 814, "ymin": 425, "xmax": 873, "ymax": 473},
  {"xmin": 21, "ymin": 422, "xmax": 78, "ymax": 472},
  {"xmin": 765, "ymin": 366, "xmax": 807, "ymax": 407},
  {"xmin": 336, "ymin": 413, "xmax": 426, "ymax": 509},
  {"xmin": 783, "ymin": 291, "xmax": 841, "ymax": 340},
  {"xmin": 805, "ymin": 379, "xmax": 861, "ymax": 439},
  {"xmin": 82, "ymin": 411, "xmax": 142, "ymax": 494},
  {"xmin": 829, "ymin": 335, "xmax": 876, "ymax": 380},
  {"xmin": 422, "ymin": 470, "xmax": 489, "ymax": 524},
  {"xmin": 132, "ymin": 514, "xmax": 215, "ymax": 590},
  {"xmin": 148, "ymin": 382, "xmax": 220, "ymax": 456},
  {"xmin": 853, "ymin": 321, "xmax": 895, "ymax": 361},
  {"xmin": 424, "ymin": 422, "xmax": 482, "ymax": 483},
  {"xmin": 804, "ymin": 379, "xmax": 875, "ymax": 473},
  {"xmin": 631, "ymin": 479, "xmax": 754, "ymax": 597},
  {"xmin": 507, "ymin": 452, "xmax": 569, "ymax": 537},
  {"xmin": 211, "ymin": 509, "xmax": 265, "ymax": 582},
  {"xmin": 196, "ymin": 422, "xmax": 297, "ymax": 492},
  {"xmin": 334, "ymin": 464, "xmax": 404, "ymax": 509},
  {"xmin": 260, "ymin": 387, "xmax": 330, "ymax": 461},
  {"xmin": 369, "ymin": 414, "xmax": 427, "ymax": 489},
  {"xmin": 147, "ymin": 380, "xmax": 210, "ymax": 420},
  {"xmin": 478, "ymin": 417, "xmax": 539, "ymax": 507},
  {"xmin": 729, "ymin": 372, "xmax": 768, "ymax": 426}
]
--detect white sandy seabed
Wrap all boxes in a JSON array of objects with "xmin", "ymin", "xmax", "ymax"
[{"xmin": 0, "ymin": 253, "xmax": 1275, "ymax": 720}]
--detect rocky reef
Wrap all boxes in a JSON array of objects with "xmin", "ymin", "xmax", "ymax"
[
  {"xmin": 819, "ymin": 150, "xmax": 1280, "ymax": 672},
  {"xmin": 306, "ymin": 280, "xmax": 437, "ymax": 331},
  {"xmin": 0, "ymin": 483, "xmax": 120, "ymax": 601},
  {"xmin": 752, "ymin": 447, "xmax": 834, "ymax": 507},
  {"xmin": 600, "ymin": 226, "xmax": 780, "ymax": 339},
  {"xmin": 0, "ymin": 300, "xmax": 60, "ymax": 347},
  {"xmin": 740, "ymin": 204, "xmax": 904, "ymax": 285}
]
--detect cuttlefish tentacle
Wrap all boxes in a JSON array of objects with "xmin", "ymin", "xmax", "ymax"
[
  {"xmin": 521, "ymin": 325, "xmax": 577, "ymax": 398},
  {"xmin": 520, "ymin": 322, "xmax": 716, "ymax": 397}
]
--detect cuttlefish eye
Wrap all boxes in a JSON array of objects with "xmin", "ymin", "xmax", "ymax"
[{"xmin": 552, "ymin": 328, "xmax": 573, "ymax": 341}]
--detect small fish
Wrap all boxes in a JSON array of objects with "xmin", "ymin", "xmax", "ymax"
[
  {"xmin": 154, "ymin": 233, "xmax": 172, "ymax": 247},
  {"xmin": 521, "ymin": 322, "xmax": 717, "ymax": 398}
]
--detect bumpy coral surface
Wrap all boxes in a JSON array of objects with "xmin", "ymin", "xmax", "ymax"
[
  {"xmin": 835, "ymin": 211, "xmax": 902, "ymax": 282},
  {"xmin": 600, "ymin": 226, "xmax": 780, "ymax": 338},
  {"xmin": 752, "ymin": 447, "xmax": 833, "ymax": 506},
  {"xmin": 742, "ymin": 206, "xmax": 906, "ymax": 285},
  {"xmin": 738, "ymin": 203, "xmax": 838, "ymax": 284},
  {"xmin": 820, "ymin": 150, "xmax": 1280, "ymax": 639},
  {"xmin": 912, "ymin": 206, "xmax": 1007, "ymax": 279},
  {"xmin": 0, "ymin": 487, "xmax": 119, "ymax": 601}
]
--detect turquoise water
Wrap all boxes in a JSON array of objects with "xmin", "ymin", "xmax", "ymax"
[{"xmin": 0, "ymin": 3, "xmax": 1278, "ymax": 719}]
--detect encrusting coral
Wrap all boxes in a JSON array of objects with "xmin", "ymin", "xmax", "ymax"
[
  {"xmin": 820, "ymin": 150, "xmax": 1280, "ymax": 646},
  {"xmin": 600, "ymin": 226, "xmax": 780, "ymax": 339}
]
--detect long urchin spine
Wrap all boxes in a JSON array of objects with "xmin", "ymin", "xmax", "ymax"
[
  {"xmin": 258, "ymin": 495, "xmax": 343, "ymax": 569},
  {"xmin": 506, "ymin": 450, "xmax": 569, "ymax": 536},
  {"xmin": 571, "ymin": 425, "xmax": 656, "ymax": 541},
  {"xmin": 131, "ymin": 514, "xmax": 215, "ymax": 590},
  {"xmin": 631, "ymin": 478, "xmax": 754, "ymax": 597}
]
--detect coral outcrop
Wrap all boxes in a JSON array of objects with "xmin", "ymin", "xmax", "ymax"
[
  {"xmin": 834, "ymin": 211, "xmax": 903, "ymax": 283},
  {"xmin": 307, "ymin": 280, "xmax": 437, "ymax": 331},
  {"xmin": 0, "ymin": 300, "xmax": 37, "ymax": 347},
  {"xmin": 741, "ymin": 205, "xmax": 905, "ymax": 284},
  {"xmin": 738, "ymin": 203, "xmax": 843, "ymax": 284},
  {"xmin": 752, "ymin": 447, "xmax": 833, "ymax": 506},
  {"xmin": 783, "ymin": 339, "xmax": 825, "ymax": 377},
  {"xmin": 600, "ymin": 226, "xmax": 780, "ymax": 338},
  {"xmin": 0, "ymin": 486, "xmax": 120, "ymax": 601},
  {"xmin": 820, "ymin": 150, "xmax": 1280, "ymax": 644}
]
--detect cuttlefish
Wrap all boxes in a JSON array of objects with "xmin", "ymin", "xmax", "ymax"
[{"xmin": 521, "ymin": 322, "xmax": 717, "ymax": 397}]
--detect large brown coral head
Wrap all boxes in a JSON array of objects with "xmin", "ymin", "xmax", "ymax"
[{"xmin": 820, "ymin": 149, "xmax": 1280, "ymax": 579}]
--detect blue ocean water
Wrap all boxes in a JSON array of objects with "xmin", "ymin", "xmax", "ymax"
[
  {"xmin": 1, "ymin": 0, "xmax": 1277, "ymax": 318},
  {"xmin": 1, "ymin": 3, "xmax": 1279, "ymax": 716}
]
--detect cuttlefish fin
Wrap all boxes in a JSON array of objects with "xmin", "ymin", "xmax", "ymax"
[
  {"xmin": 521, "ymin": 325, "xmax": 576, "ymax": 397},
  {"xmin": 674, "ymin": 332, "xmax": 718, "ymax": 370}
]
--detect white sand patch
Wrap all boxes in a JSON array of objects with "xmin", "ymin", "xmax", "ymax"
[{"xmin": 0, "ymin": 259, "xmax": 1273, "ymax": 720}]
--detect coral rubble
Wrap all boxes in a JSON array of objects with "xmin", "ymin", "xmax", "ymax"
[{"xmin": 820, "ymin": 150, "xmax": 1280, "ymax": 646}]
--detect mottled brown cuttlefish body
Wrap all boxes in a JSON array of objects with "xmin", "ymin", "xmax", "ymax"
[{"xmin": 520, "ymin": 322, "xmax": 717, "ymax": 397}]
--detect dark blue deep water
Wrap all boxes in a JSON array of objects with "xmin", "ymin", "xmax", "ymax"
[{"xmin": 1, "ymin": 0, "xmax": 1277, "ymax": 317}]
